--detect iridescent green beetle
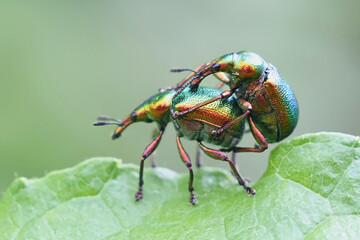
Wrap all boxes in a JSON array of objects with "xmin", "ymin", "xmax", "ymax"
[
  {"xmin": 94, "ymin": 83, "xmax": 258, "ymax": 205},
  {"xmin": 171, "ymin": 51, "xmax": 299, "ymax": 153}
]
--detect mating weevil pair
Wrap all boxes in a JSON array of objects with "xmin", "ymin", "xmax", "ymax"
[{"xmin": 94, "ymin": 51, "xmax": 299, "ymax": 205}]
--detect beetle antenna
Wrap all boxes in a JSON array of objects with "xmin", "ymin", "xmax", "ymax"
[
  {"xmin": 97, "ymin": 115, "xmax": 121, "ymax": 122},
  {"xmin": 170, "ymin": 68, "xmax": 199, "ymax": 74},
  {"xmin": 97, "ymin": 115, "xmax": 122, "ymax": 124},
  {"xmin": 93, "ymin": 121, "xmax": 123, "ymax": 126},
  {"xmin": 93, "ymin": 115, "xmax": 123, "ymax": 126}
]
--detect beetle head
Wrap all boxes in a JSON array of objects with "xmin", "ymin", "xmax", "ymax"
[{"xmin": 199, "ymin": 52, "xmax": 268, "ymax": 90}]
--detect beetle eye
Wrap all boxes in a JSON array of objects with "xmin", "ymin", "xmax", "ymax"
[{"xmin": 211, "ymin": 63, "xmax": 221, "ymax": 73}]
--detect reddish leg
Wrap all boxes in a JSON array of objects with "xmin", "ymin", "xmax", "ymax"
[
  {"xmin": 212, "ymin": 99, "xmax": 253, "ymax": 137},
  {"xmin": 176, "ymin": 136, "xmax": 197, "ymax": 205},
  {"xmin": 135, "ymin": 129, "xmax": 164, "ymax": 201},
  {"xmin": 229, "ymin": 116, "xmax": 268, "ymax": 153},
  {"xmin": 199, "ymin": 142, "xmax": 256, "ymax": 195},
  {"xmin": 212, "ymin": 109, "xmax": 251, "ymax": 138}
]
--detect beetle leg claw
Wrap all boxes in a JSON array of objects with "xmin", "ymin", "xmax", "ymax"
[
  {"xmin": 135, "ymin": 187, "xmax": 143, "ymax": 201},
  {"xmin": 189, "ymin": 192, "xmax": 198, "ymax": 205},
  {"xmin": 245, "ymin": 187, "xmax": 256, "ymax": 195}
]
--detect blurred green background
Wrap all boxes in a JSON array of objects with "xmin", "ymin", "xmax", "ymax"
[{"xmin": 1, "ymin": 0, "xmax": 359, "ymax": 194}]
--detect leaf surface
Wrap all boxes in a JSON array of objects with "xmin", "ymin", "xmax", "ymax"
[{"xmin": 0, "ymin": 132, "xmax": 359, "ymax": 239}]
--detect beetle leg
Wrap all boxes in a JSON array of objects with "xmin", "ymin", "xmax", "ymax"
[
  {"xmin": 150, "ymin": 128, "xmax": 160, "ymax": 168},
  {"xmin": 198, "ymin": 142, "xmax": 255, "ymax": 195},
  {"xmin": 176, "ymin": 136, "xmax": 197, "ymax": 205},
  {"xmin": 212, "ymin": 109, "xmax": 251, "ymax": 138},
  {"xmin": 231, "ymin": 151, "xmax": 237, "ymax": 169},
  {"xmin": 174, "ymin": 67, "xmax": 230, "ymax": 169},
  {"xmin": 195, "ymin": 143, "xmax": 202, "ymax": 168},
  {"xmin": 135, "ymin": 128, "xmax": 165, "ymax": 202},
  {"xmin": 212, "ymin": 99, "xmax": 252, "ymax": 138},
  {"xmin": 228, "ymin": 117, "xmax": 268, "ymax": 153},
  {"xmin": 172, "ymin": 90, "xmax": 233, "ymax": 119},
  {"xmin": 227, "ymin": 151, "xmax": 237, "ymax": 178}
]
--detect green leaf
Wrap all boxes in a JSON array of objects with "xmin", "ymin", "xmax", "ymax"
[{"xmin": 0, "ymin": 132, "xmax": 359, "ymax": 239}]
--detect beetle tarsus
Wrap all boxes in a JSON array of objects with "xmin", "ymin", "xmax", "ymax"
[
  {"xmin": 245, "ymin": 186, "xmax": 256, "ymax": 195},
  {"xmin": 135, "ymin": 187, "xmax": 143, "ymax": 201},
  {"xmin": 189, "ymin": 192, "xmax": 198, "ymax": 205}
]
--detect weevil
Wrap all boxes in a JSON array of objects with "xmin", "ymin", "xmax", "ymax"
[
  {"xmin": 171, "ymin": 51, "xmax": 299, "ymax": 154},
  {"xmin": 94, "ymin": 84, "xmax": 258, "ymax": 205}
]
